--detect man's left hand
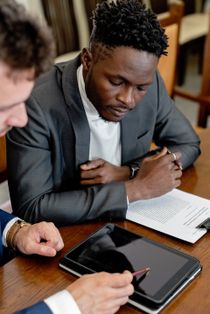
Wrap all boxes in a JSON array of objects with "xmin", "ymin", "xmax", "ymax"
[{"xmin": 80, "ymin": 159, "xmax": 130, "ymax": 185}]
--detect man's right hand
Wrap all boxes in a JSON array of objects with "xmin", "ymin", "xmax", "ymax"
[
  {"xmin": 126, "ymin": 147, "xmax": 182, "ymax": 202},
  {"xmin": 67, "ymin": 271, "xmax": 134, "ymax": 314}
]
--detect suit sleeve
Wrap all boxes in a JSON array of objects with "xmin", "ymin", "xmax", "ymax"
[
  {"xmin": 15, "ymin": 301, "xmax": 52, "ymax": 314},
  {"xmin": 0, "ymin": 209, "xmax": 16, "ymax": 261},
  {"xmin": 15, "ymin": 290, "xmax": 81, "ymax": 314},
  {"xmin": 0, "ymin": 209, "xmax": 16, "ymax": 234},
  {"xmin": 152, "ymin": 71, "xmax": 200, "ymax": 168}
]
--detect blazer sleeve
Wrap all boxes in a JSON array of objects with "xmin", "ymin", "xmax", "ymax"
[
  {"xmin": 0, "ymin": 209, "xmax": 16, "ymax": 234},
  {"xmin": 152, "ymin": 71, "xmax": 200, "ymax": 168},
  {"xmin": 15, "ymin": 301, "xmax": 52, "ymax": 314},
  {"xmin": 0, "ymin": 209, "xmax": 16, "ymax": 263}
]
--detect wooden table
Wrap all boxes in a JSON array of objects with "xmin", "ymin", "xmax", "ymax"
[{"xmin": 1, "ymin": 129, "xmax": 210, "ymax": 314}]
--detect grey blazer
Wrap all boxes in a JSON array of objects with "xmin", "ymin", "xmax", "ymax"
[{"xmin": 7, "ymin": 56, "xmax": 200, "ymax": 226}]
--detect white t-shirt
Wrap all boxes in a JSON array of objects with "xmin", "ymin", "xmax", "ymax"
[{"xmin": 77, "ymin": 64, "xmax": 121, "ymax": 166}]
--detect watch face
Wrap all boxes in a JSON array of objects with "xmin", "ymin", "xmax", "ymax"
[{"xmin": 17, "ymin": 220, "xmax": 30, "ymax": 228}]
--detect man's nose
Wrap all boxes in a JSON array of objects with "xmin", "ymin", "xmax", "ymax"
[
  {"xmin": 117, "ymin": 87, "xmax": 135, "ymax": 109},
  {"xmin": 7, "ymin": 103, "xmax": 28, "ymax": 128}
]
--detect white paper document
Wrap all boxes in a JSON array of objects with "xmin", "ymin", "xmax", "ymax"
[{"xmin": 126, "ymin": 189, "xmax": 210, "ymax": 243}]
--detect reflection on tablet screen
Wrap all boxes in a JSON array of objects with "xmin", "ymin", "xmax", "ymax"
[{"xmin": 63, "ymin": 224, "xmax": 200, "ymax": 305}]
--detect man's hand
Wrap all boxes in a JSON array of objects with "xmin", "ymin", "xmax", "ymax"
[
  {"xmin": 80, "ymin": 159, "xmax": 130, "ymax": 185},
  {"xmin": 126, "ymin": 147, "xmax": 182, "ymax": 201},
  {"xmin": 13, "ymin": 221, "xmax": 64, "ymax": 256},
  {"xmin": 67, "ymin": 271, "xmax": 134, "ymax": 314}
]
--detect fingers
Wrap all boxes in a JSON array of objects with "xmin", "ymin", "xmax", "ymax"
[
  {"xmin": 80, "ymin": 168, "xmax": 101, "ymax": 180},
  {"xmin": 39, "ymin": 222, "xmax": 64, "ymax": 251},
  {"xmin": 21, "ymin": 222, "xmax": 64, "ymax": 256},
  {"xmin": 80, "ymin": 160, "xmax": 105, "ymax": 184},
  {"xmin": 148, "ymin": 148, "xmax": 183, "ymax": 170},
  {"xmin": 80, "ymin": 168, "xmax": 107, "ymax": 185},
  {"xmin": 152, "ymin": 146, "xmax": 168, "ymax": 159},
  {"xmin": 110, "ymin": 271, "xmax": 133, "ymax": 288},
  {"xmin": 167, "ymin": 150, "xmax": 183, "ymax": 170},
  {"xmin": 158, "ymin": 150, "xmax": 182, "ymax": 171},
  {"xmin": 67, "ymin": 271, "xmax": 134, "ymax": 314},
  {"xmin": 28, "ymin": 242, "xmax": 57, "ymax": 257},
  {"xmin": 80, "ymin": 159, "xmax": 105, "ymax": 170},
  {"xmin": 168, "ymin": 150, "xmax": 181, "ymax": 161}
]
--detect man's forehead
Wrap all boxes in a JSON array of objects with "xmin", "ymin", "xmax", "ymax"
[
  {"xmin": 93, "ymin": 45, "xmax": 157, "ymax": 71},
  {"xmin": 92, "ymin": 43, "xmax": 114, "ymax": 62},
  {"xmin": 0, "ymin": 61, "xmax": 35, "ymax": 82}
]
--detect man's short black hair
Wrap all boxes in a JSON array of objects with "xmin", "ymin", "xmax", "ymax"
[{"xmin": 90, "ymin": 0, "xmax": 168, "ymax": 57}]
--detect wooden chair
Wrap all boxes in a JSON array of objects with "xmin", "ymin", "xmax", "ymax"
[
  {"xmin": 177, "ymin": 0, "xmax": 209, "ymax": 85},
  {"xmin": 146, "ymin": 0, "xmax": 209, "ymax": 86},
  {"xmin": 157, "ymin": 1, "xmax": 184, "ymax": 96},
  {"xmin": 0, "ymin": 136, "xmax": 7, "ymax": 182},
  {"xmin": 174, "ymin": 12, "xmax": 210, "ymax": 127}
]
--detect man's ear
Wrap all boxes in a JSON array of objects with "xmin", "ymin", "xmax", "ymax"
[{"xmin": 81, "ymin": 48, "xmax": 92, "ymax": 72}]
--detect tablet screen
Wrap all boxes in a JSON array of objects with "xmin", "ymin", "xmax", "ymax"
[{"xmin": 61, "ymin": 224, "xmax": 200, "ymax": 305}]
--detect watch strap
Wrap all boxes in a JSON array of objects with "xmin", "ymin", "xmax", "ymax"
[{"xmin": 6, "ymin": 219, "xmax": 30, "ymax": 251}]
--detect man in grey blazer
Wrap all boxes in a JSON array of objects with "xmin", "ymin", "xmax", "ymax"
[{"xmin": 7, "ymin": 0, "xmax": 200, "ymax": 226}]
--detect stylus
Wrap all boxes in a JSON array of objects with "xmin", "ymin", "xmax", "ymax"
[{"xmin": 132, "ymin": 267, "xmax": 151, "ymax": 277}]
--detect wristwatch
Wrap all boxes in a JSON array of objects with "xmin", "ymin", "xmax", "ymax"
[
  {"xmin": 6, "ymin": 219, "xmax": 31, "ymax": 251},
  {"xmin": 129, "ymin": 165, "xmax": 140, "ymax": 179}
]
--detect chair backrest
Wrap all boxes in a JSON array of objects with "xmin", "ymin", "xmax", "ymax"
[
  {"xmin": 157, "ymin": 1, "xmax": 184, "ymax": 96},
  {"xmin": 174, "ymin": 12, "xmax": 210, "ymax": 127},
  {"xmin": 158, "ymin": 24, "xmax": 179, "ymax": 96},
  {"xmin": 200, "ymin": 12, "xmax": 210, "ymax": 97}
]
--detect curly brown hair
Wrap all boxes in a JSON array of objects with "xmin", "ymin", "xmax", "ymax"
[{"xmin": 0, "ymin": 0, "xmax": 55, "ymax": 77}]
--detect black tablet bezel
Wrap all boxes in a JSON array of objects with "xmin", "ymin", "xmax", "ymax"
[{"xmin": 59, "ymin": 223, "xmax": 201, "ymax": 306}]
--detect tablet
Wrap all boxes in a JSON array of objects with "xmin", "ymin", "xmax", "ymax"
[{"xmin": 59, "ymin": 223, "xmax": 202, "ymax": 313}]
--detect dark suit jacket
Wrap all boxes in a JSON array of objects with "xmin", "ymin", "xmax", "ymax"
[
  {"xmin": 7, "ymin": 56, "xmax": 200, "ymax": 226},
  {"xmin": 0, "ymin": 209, "xmax": 51, "ymax": 313},
  {"xmin": 0, "ymin": 209, "xmax": 15, "ymax": 260},
  {"xmin": 15, "ymin": 301, "xmax": 51, "ymax": 313}
]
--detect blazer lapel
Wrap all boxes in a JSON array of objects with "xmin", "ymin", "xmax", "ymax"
[
  {"xmin": 121, "ymin": 109, "xmax": 141, "ymax": 163},
  {"xmin": 61, "ymin": 59, "xmax": 90, "ymax": 168},
  {"xmin": 121, "ymin": 99, "xmax": 153, "ymax": 164}
]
